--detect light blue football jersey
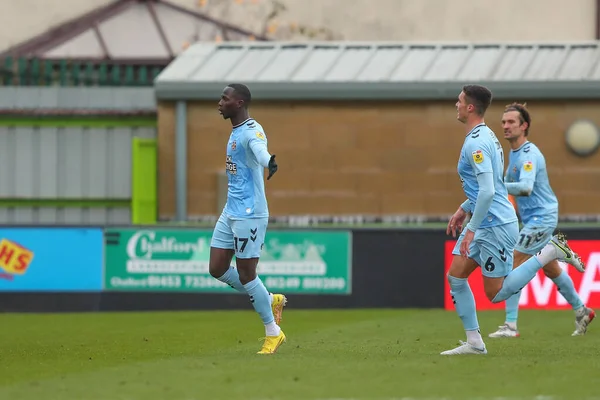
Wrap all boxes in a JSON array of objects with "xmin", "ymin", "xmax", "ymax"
[
  {"xmin": 224, "ymin": 118, "xmax": 269, "ymax": 219},
  {"xmin": 457, "ymin": 123, "xmax": 518, "ymax": 228},
  {"xmin": 505, "ymin": 141, "xmax": 558, "ymax": 226}
]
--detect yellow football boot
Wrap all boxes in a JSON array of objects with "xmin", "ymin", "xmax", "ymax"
[
  {"xmin": 257, "ymin": 330, "xmax": 286, "ymax": 355},
  {"xmin": 271, "ymin": 294, "xmax": 287, "ymax": 325}
]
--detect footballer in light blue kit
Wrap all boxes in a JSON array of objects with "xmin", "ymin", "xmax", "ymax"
[
  {"xmin": 209, "ymin": 83, "xmax": 287, "ymax": 355},
  {"xmin": 487, "ymin": 103, "xmax": 594, "ymax": 339},
  {"xmin": 442, "ymin": 85, "xmax": 585, "ymax": 356}
]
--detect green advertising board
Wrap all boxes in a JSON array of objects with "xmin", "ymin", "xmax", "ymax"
[{"xmin": 104, "ymin": 229, "xmax": 351, "ymax": 294}]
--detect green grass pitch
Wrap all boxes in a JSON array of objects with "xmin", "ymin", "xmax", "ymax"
[{"xmin": 1, "ymin": 309, "xmax": 599, "ymax": 400}]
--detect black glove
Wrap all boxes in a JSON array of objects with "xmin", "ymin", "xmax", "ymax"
[{"xmin": 267, "ymin": 155, "xmax": 278, "ymax": 180}]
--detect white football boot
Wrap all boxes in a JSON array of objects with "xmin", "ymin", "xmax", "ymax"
[
  {"xmin": 488, "ymin": 324, "xmax": 520, "ymax": 338},
  {"xmin": 572, "ymin": 307, "xmax": 596, "ymax": 336},
  {"xmin": 440, "ymin": 341, "xmax": 487, "ymax": 356},
  {"xmin": 549, "ymin": 232, "xmax": 585, "ymax": 272}
]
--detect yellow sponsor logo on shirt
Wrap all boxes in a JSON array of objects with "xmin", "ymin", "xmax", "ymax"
[
  {"xmin": 256, "ymin": 131, "xmax": 265, "ymax": 140},
  {"xmin": 472, "ymin": 150, "xmax": 484, "ymax": 164},
  {"xmin": 523, "ymin": 161, "xmax": 533, "ymax": 172}
]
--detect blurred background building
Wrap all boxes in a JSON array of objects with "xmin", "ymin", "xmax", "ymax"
[
  {"xmin": 1, "ymin": 0, "xmax": 598, "ymax": 85},
  {"xmin": 1, "ymin": 0, "xmax": 598, "ymax": 52},
  {"xmin": 0, "ymin": 0, "xmax": 599, "ymax": 225}
]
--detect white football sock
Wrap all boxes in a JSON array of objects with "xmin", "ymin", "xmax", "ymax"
[
  {"xmin": 265, "ymin": 322, "xmax": 280, "ymax": 337},
  {"xmin": 535, "ymin": 243, "xmax": 558, "ymax": 266},
  {"xmin": 466, "ymin": 329, "xmax": 485, "ymax": 349},
  {"xmin": 505, "ymin": 322, "xmax": 517, "ymax": 330}
]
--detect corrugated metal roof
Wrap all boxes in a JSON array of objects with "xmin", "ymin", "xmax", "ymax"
[
  {"xmin": 155, "ymin": 41, "xmax": 600, "ymax": 100},
  {"xmin": 0, "ymin": 87, "xmax": 155, "ymax": 109}
]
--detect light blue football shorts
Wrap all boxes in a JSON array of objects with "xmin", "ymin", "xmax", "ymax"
[
  {"xmin": 210, "ymin": 212, "xmax": 268, "ymax": 259},
  {"xmin": 515, "ymin": 222, "xmax": 556, "ymax": 255},
  {"xmin": 452, "ymin": 221, "xmax": 519, "ymax": 278}
]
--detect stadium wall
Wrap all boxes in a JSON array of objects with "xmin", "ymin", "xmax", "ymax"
[
  {"xmin": 0, "ymin": 87, "xmax": 158, "ymax": 225},
  {"xmin": 1, "ymin": 225, "xmax": 600, "ymax": 313},
  {"xmin": 157, "ymin": 100, "xmax": 600, "ymax": 220}
]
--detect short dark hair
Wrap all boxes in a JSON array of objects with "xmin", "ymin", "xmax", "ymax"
[
  {"xmin": 504, "ymin": 102, "xmax": 531, "ymax": 136},
  {"xmin": 462, "ymin": 84, "xmax": 492, "ymax": 116},
  {"xmin": 227, "ymin": 83, "xmax": 252, "ymax": 108}
]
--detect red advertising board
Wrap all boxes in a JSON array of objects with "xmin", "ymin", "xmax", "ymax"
[{"xmin": 444, "ymin": 240, "xmax": 600, "ymax": 310}]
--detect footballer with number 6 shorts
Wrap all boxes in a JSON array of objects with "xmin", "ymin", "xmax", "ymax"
[{"xmin": 442, "ymin": 85, "xmax": 586, "ymax": 356}]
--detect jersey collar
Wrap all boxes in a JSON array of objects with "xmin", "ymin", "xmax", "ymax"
[
  {"xmin": 232, "ymin": 118, "xmax": 254, "ymax": 129},
  {"xmin": 465, "ymin": 123, "xmax": 486, "ymax": 137},
  {"xmin": 511, "ymin": 140, "xmax": 530, "ymax": 153}
]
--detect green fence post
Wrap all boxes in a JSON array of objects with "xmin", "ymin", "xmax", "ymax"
[
  {"xmin": 30, "ymin": 58, "xmax": 40, "ymax": 85},
  {"xmin": 59, "ymin": 60, "xmax": 68, "ymax": 86},
  {"xmin": 98, "ymin": 63, "xmax": 108, "ymax": 86},
  {"xmin": 124, "ymin": 65, "xmax": 134, "ymax": 85},
  {"xmin": 43, "ymin": 60, "xmax": 53, "ymax": 86},
  {"xmin": 2, "ymin": 57, "xmax": 13, "ymax": 85},
  {"xmin": 17, "ymin": 57, "xmax": 28, "ymax": 85},
  {"xmin": 138, "ymin": 66, "xmax": 148, "ymax": 86},
  {"xmin": 110, "ymin": 65, "xmax": 121, "ymax": 86},
  {"xmin": 85, "ymin": 62, "xmax": 94, "ymax": 86},
  {"xmin": 71, "ymin": 62, "xmax": 81, "ymax": 86},
  {"xmin": 131, "ymin": 137, "xmax": 157, "ymax": 224}
]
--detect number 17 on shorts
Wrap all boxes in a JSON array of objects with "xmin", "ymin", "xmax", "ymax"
[{"xmin": 232, "ymin": 218, "xmax": 268, "ymax": 259}]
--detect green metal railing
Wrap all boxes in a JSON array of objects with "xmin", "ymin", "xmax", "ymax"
[{"xmin": 0, "ymin": 57, "xmax": 165, "ymax": 87}]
